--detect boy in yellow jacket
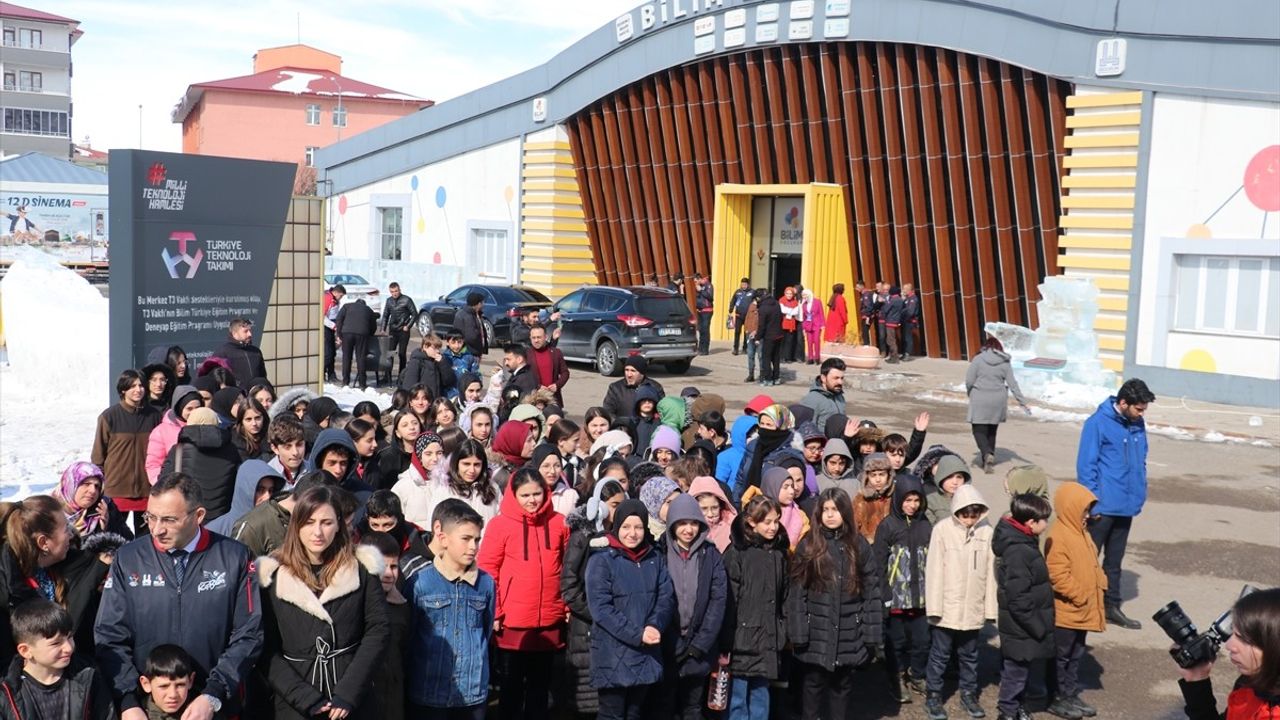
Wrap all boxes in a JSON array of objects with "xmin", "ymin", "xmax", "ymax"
[{"xmin": 1044, "ymin": 482, "xmax": 1108, "ymax": 719}]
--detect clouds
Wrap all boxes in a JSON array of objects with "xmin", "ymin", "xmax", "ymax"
[{"xmin": 62, "ymin": 0, "xmax": 639, "ymax": 153}]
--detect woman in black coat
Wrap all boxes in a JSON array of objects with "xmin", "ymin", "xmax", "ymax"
[
  {"xmin": 993, "ymin": 494, "xmax": 1056, "ymax": 719},
  {"xmin": 258, "ymin": 485, "xmax": 390, "ymax": 720},
  {"xmin": 788, "ymin": 487, "xmax": 883, "ymax": 719},
  {"xmin": 160, "ymin": 407, "xmax": 243, "ymax": 522}
]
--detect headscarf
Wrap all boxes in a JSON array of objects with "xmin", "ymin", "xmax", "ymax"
[
  {"xmin": 607, "ymin": 499, "xmax": 653, "ymax": 562},
  {"xmin": 639, "ymin": 477, "xmax": 680, "ymax": 525},
  {"xmin": 745, "ymin": 414, "xmax": 795, "ymax": 494},
  {"xmin": 589, "ymin": 429, "xmax": 634, "ymax": 457},
  {"xmin": 758, "ymin": 404, "xmax": 794, "ymax": 431},
  {"xmin": 527, "ymin": 443, "xmax": 564, "ymax": 485},
  {"xmin": 186, "ymin": 407, "xmax": 220, "ymax": 426},
  {"xmin": 761, "ymin": 466, "xmax": 805, "ymax": 543},
  {"xmin": 492, "ymin": 421, "xmax": 532, "ymax": 467},
  {"xmin": 54, "ymin": 461, "xmax": 105, "ymax": 536}
]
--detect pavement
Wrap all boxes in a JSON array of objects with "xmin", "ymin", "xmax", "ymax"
[{"xmin": 541, "ymin": 341, "xmax": 1280, "ymax": 719}]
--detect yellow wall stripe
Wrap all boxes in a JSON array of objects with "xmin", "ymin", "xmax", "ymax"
[
  {"xmin": 1057, "ymin": 254, "xmax": 1131, "ymax": 271},
  {"xmin": 1063, "ymin": 153, "xmax": 1139, "ymax": 169},
  {"xmin": 518, "ymin": 132, "xmax": 599, "ymax": 294},
  {"xmin": 1057, "ymin": 234, "xmax": 1133, "ymax": 250},
  {"xmin": 1065, "ymin": 111, "xmax": 1142, "ymax": 129},
  {"xmin": 1059, "ymin": 214, "xmax": 1134, "ymax": 230},
  {"xmin": 522, "ymin": 141, "xmax": 573, "ymax": 151},
  {"xmin": 1064, "ymin": 132, "xmax": 1141, "ymax": 149},
  {"xmin": 1061, "ymin": 174, "xmax": 1137, "ymax": 189},
  {"xmin": 1066, "ymin": 91, "xmax": 1143, "ymax": 108},
  {"xmin": 1061, "ymin": 194, "xmax": 1135, "ymax": 210}
]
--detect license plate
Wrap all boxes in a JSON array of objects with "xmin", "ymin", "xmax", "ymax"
[{"xmin": 658, "ymin": 327, "xmax": 682, "ymax": 336}]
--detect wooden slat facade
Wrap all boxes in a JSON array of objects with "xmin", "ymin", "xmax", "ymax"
[{"xmin": 564, "ymin": 42, "xmax": 1070, "ymax": 359}]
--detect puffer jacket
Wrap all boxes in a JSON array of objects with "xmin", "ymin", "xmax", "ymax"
[
  {"xmin": 873, "ymin": 474, "xmax": 932, "ymax": 611},
  {"xmin": 561, "ymin": 507, "xmax": 608, "ymax": 714},
  {"xmin": 1076, "ymin": 396, "xmax": 1149, "ymax": 517},
  {"xmin": 925, "ymin": 484, "xmax": 997, "ymax": 631},
  {"xmin": 658, "ymin": 495, "xmax": 728, "ymax": 679},
  {"xmin": 1045, "ymin": 482, "xmax": 1107, "ymax": 632},
  {"xmin": 585, "ymin": 537, "xmax": 675, "ymax": 690},
  {"xmin": 0, "ymin": 655, "xmax": 114, "ymax": 720},
  {"xmin": 160, "ymin": 424, "xmax": 242, "ymax": 521},
  {"xmin": 720, "ymin": 513, "xmax": 790, "ymax": 679},
  {"xmin": 145, "ymin": 409, "xmax": 185, "ymax": 485},
  {"xmin": 476, "ymin": 476, "xmax": 570, "ymax": 635},
  {"xmin": 788, "ymin": 528, "xmax": 883, "ymax": 671},
  {"xmin": 993, "ymin": 517, "xmax": 1055, "ymax": 661},
  {"xmin": 715, "ymin": 415, "xmax": 757, "ymax": 486}
]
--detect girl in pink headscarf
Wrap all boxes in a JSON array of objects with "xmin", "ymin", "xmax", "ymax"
[{"xmin": 51, "ymin": 461, "xmax": 133, "ymax": 543}]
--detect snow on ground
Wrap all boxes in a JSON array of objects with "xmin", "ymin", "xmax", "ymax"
[
  {"xmin": 321, "ymin": 383, "xmax": 392, "ymax": 412},
  {"xmin": 1, "ymin": 248, "xmax": 108, "ymax": 500}
]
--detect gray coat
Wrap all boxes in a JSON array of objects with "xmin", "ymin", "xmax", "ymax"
[
  {"xmin": 965, "ymin": 349, "xmax": 1026, "ymax": 424},
  {"xmin": 798, "ymin": 379, "xmax": 847, "ymax": 429}
]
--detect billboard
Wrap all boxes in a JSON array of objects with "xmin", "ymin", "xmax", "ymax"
[
  {"xmin": 1, "ymin": 191, "xmax": 108, "ymax": 243},
  {"xmin": 107, "ymin": 150, "xmax": 295, "ymax": 379}
]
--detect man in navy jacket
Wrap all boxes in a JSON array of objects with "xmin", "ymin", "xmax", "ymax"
[
  {"xmin": 95, "ymin": 473, "xmax": 262, "ymax": 719},
  {"xmin": 1075, "ymin": 378, "xmax": 1155, "ymax": 631}
]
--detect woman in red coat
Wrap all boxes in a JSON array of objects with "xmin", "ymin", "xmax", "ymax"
[
  {"xmin": 825, "ymin": 283, "xmax": 849, "ymax": 344},
  {"xmin": 478, "ymin": 467, "xmax": 570, "ymax": 720}
]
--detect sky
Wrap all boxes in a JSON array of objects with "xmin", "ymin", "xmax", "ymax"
[{"xmin": 55, "ymin": 0, "xmax": 639, "ymax": 152}]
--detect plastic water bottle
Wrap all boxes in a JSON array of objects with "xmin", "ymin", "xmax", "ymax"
[{"xmin": 707, "ymin": 655, "xmax": 731, "ymax": 711}]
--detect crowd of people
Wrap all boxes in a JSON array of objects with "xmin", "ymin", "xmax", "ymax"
[{"xmin": 1, "ymin": 310, "xmax": 1276, "ymax": 720}]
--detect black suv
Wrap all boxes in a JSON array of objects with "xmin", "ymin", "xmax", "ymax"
[{"xmin": 551, "ymin": 286, "xmax": 697, "ymax": 376}]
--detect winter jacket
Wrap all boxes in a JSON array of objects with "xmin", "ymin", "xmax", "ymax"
[
  {"xmin": 476, "ymin": 476, "xmax": 570, "ymax": 639},
  {"xmin": 695, "ymin": 281, "xmax": 715, "ymax": 312},
  {"xmin": 92, "ymin": 401, "xmax": 161, "ymax": 501},
  {"xmin": 881, "ymin": 292, "xmax": 905, "ymax": 326},
  {"xmin": 757, "ymin": 295, "xmax": 784, "ymax": 341},
  {"xmin": 94, "ymin": 528, "xmax": 262, "ymax": 713},
  {"xmin": 994, "ymin": 517, "xmax": 1055, "ymax": 661},
  {"xmin": 502, "ymin": 364, "xmax": 540, "ymax": 407},
  {"xmin": 1076, "ymin": 397, "xmax": 1149, "ymax": 517},
  {"xmin": 453, "ymin": 306, "xmax": 488, "ymax": 356},
  {"xmin": 658, "ymin": 495, "xmax": 728, "ymax": 679},
  {"xmin": 406, "ymin": 557, "xmax": 495, "ymax": 708},
  {"xmin": 585, "ymin": 540, "xmax": 675, "ymax": 689},
  {"xmin": 903, "ymin": 292, "xmax": 921, "ymax": 325},
  {"xmin": 1045, "ymin": 482, "xmax": 1107, "ymax": 631},
  {"xmin": 207, "ymin": 460, "xmax": 283, "ymax": 536},
  {"xmin": 561, "ymin": 508, "xmax": 608, "ymax": 714},
  {"xmin": 0, "ymin": 655, "xmax": 113, "ymax": 720},
  {"xmin": 215, "ymin": 338, "xmax": 268, "ymax": 385},
  {"xmin": 376, "ymin": 446, "xmax": 412, "ymax": 491},
  {"xmin": 528, "ymin": 344, "xmax": 571, "ymax": 407},
  {"xmin": 787, "ymin": 529, "xmax": 883, "ymax": 671},
  {"xmin": 307, "ymin": 430, "xmax": 369, "ymax": 512},
  {"xmin": 688, "ymin": 476, "xmax": 737, "ymax": 553},
  {"xmin": 814, "ymin": 438, "xmax": 857, "ymax": 496},
  {"xmin": 392, "ymin": 470, "xmax": 499, "ymax": 531},
  {"xmin": 231, "ymin": 497, "xmax": 290, "ymax": 558},
  {"xmin": 853, "ymin": 477, "xmax": 895, "ymax": 544},
  {"xmin": 731, "ymin": 288, "xmax": 754, "ymax": 317},
  {"xmin": 160, "ymin": 424, "xmax": 242, "ymax": 522},
  {"xmin": 720, "ymin": 514, "xmax": 789, "ymax": 679},
  {"xmin": 924, "ymin": 484, "xmax": 998, "ymax": 631},
  {"xmin": 1180, "ymin": 677, "xmax": 1280, "ymax": 720},
  {"xmin": 798, "ymin": 379, "xmax": 846, "ymax": 429},
  {"xmin": 965, "ymin": 348, "xmax": 1027, "ymax": 424},
  {"xmin": 146, "ymin": 410, "xmax": 185, "ymax": 485},
  {"xmin": 715, "ymin": 415, "xmax": 757, "ymax": 486},
  {"xmin": 380, "ymin": 292, "xmax": 417, "ymax": 333},
  {"xmin": 399, "ymin": 348, "xmax": 457, "ymax": 397},
  {"xmin": 922, "ymin": 453, "xmax": 970, "ymax": 527},
  {"xmin": 336, "ymin": 299, "xmax": 377, "ymax": 337},
  {"xmin": 601, "ymin": 376, "xmax": 665, "ymax": 423},
  {"xmin": 269, "ymin": 387, "xmax": 317, "ymax": 421},
  {"xmin": 0, "ymin": 544, "xmax": 110, "ymax": 662},
  {"xmin": 873, "ymin": 475, "xmax": 932, "ymax": 611},
  {"xmin": 258, "ymin": 546, "xmax": 390, "ymax": 719}
]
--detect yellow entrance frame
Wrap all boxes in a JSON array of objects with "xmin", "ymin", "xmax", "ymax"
[{"xmin": 709, "ymin": 183, "xmax": 855, "ymax": 342}]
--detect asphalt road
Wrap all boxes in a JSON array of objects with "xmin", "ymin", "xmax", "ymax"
[{"xmin": 536, "ymin": 343, "xmax": 1280, "ymax": 719}]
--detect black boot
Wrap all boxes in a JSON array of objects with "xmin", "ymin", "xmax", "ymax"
[
  {"xmin": 745, "ymin": 374, "xmax": 755, "ymax": 383},
  {"xmin": 960, "ymin": 691, "xmax": 986, "ymax": 718},
  {"xmin": 1046, "ymin": 697, "xmax": 1083, "ymax": 719},
  {"xmin": 1066, "ymin": 694, "xmax": 1096, "ymax": 717},
  {"xmin": 1105, "ymin": 604, "xmax": 1142, "ymax": 630},
  {"xmin": 926, "ymin": 694, "xmax": 949, "ymax": 720}
]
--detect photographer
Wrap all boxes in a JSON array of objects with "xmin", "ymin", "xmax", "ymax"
[{"xmin": 1177, "ymin": 587, "xmax": 1280, "ymax": 719}]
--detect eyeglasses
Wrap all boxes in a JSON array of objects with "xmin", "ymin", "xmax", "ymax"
[{"xmin": 142, "ymin": 510, "xmax": 195, "ymax": 528}]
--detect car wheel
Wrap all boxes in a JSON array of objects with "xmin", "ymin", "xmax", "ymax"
[
  {"xmin": 596, "ymin": 341, "xmax": 621, "ymax": 377},
  {"xmin": 483, "ymin": 319, "xmax": 496, "ymax": 345},
  {"xmin": 666, "ymin": 359, "xmax": 692, "ymax": 374},
  {"xmin": 416, "ymin": 311, "xmax": 433, "ymax": 337}
]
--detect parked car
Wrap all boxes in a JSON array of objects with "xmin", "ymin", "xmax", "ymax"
[
  {"xmin": 551, "ymin": 286, "xmax": 697, "ymax": 376},
  {"xmin": 415, "ymin": 284, "xmax": 552, "ymax": 344},
  {"xmin": 324, "ymin": 273, "xmax": 384, "ymax": 314}
]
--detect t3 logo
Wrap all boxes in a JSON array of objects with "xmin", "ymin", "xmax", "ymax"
[{"xmin": 161, "ymin": 231, "xmax": 203, "ymax": 279}]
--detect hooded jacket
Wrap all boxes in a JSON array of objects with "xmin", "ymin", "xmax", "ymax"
[
  {"xmin": 787, "ymin": 527, "xmax": 883, "ymax": 671},
  {"xmin": 688, "ymin": 476, "xmax": 737, "ymax": 553},
  {"xmin": 215, "ymin": 337, "xmax": 268, "ymax": 388},
  {"xmin": 1045, "ymin": 483, "xmax": 1107, "ymax": 631},
  {"xmin": 560, "ymin": 491, "xmax": 613, "ymax": 714},
  {"xmin": 924, "ymin": 484, "xmax": 998, "ymax": 631},
  {"xmin": 873, "ymin": 474, "xmax": 932, "ymax": 611},
  {"xmin": 682, "ymin": 393, "xmax": 726, "ymax": 448},
  {"xmin": 923, "ymin": 453, "xmax": 970, "ymax": 527},
  {"xmin": 798, "ymin": 378, "xmax": 847, "ymax": 429},
  {"xmin": 476, "ymin": 475, "xmax": 570, "ymax": 640},
  {"xmin": 816, "ymin": 438, "xmax": 857, "ymax": 497},
  {"xmin": 399, "ymin": 348, "xmax": 457, "ymax": 397},
  {"xmin": 160, "ymin": 423, "xmax": 242, "ymax": 522},
  {"xmin": 0, "ymin": 654, "xmax": 114, "ymax": 720},
  {"xmin": 993, "ymin": 517, "xmax": 1055, "ymax": 661},
  {"xmin": 1076, "ymin": 396, "xmax": 1149, "ymax": 517},
  {"xmin": 207, "ymin": 460, "xmax": 283, "ymax": 536},
  {"xmin": 644, "ymin": 425, "xmax": 682, "ymax": 462},
  {"xmin": 1005, "ymin": 465, "xmax": 1055, "ymax": 550},
  {"xmin": 965, "ymin": 347, "xmax": 1027, "ymax": 424},
  {"xmin": 756, "ymin": 295, "xmax": 784, "ymax": 341},
  {"xmin": 656, "ymin": 396, "xmax": 688, "ymax": 434},
  {"xmin": 852, "ymin": 455, "xmax": 896, "ymax": 543},
  {"xmin": 601, "ymin": 376, "xmax": 665, "ymax": 423},
  {"xmin": 715, "ymin": 415, "xmax": 757, "ymax": 486},
  {"xmin": 146, "ymin": 385, "xmax": 201, "ymax": 484},
  {"xmin": 302, "ymin": 398, "xmax": 340, "ymax": 452},
  {"xmin": 630, "ymin": 385, "xmax": 663, "ymax": 457},
  {"xmin": 269, "ymin": 387, "xmax": 317, "ymax": 421},
  {"xmin": 658, "ymin": 494, "xmax": 727, "ymax": 679},
  {"xmin": 258, "ymin": 545, "xmax": 389, "ymax": 719},
  {"xmin": 740, "ymin": 468, "xmax": 810, "ymax": 550},
  {"xmin": 720, "ymin": 512, "xmax": 790, "ymax": 679}
]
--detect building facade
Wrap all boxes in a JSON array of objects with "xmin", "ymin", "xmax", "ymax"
[
  {"xmin": 318, "ymin": 0, "xmax": 1280, "ymax": 406},
  {"xmin": 0, "ymin": 1, "xmax": 79, "ymax": 159}
]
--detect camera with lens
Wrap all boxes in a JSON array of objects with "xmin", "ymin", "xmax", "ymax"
[{"xmin": 1154, "ymin": 585, "xmax": 1257, "ymax": 669}]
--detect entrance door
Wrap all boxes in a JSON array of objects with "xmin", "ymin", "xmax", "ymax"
[{"xmin": 770, "ymin": 255, "xmax": 802, "ymax": 294}]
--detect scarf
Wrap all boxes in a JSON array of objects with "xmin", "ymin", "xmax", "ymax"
[
  {"xmin": 606, "ymin": 534, "xmax": 649, "ymax": 563},
  {"xmin": 54, "ymin": 461, "xmax": 105, "ymax": 537}
]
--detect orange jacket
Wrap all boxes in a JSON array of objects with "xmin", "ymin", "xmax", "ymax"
[{"xmin": 1045, "ymin": 482, "xmax": 1107, "ymax": 632}]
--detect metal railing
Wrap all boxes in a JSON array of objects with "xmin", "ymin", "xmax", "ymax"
[
  {"xmin": 1, "ymin": 38, "xmax": 62, "ymax": 52},
  {"xmin": 2, "ymin": 83, "xmax": 45, "ymax": 93}
]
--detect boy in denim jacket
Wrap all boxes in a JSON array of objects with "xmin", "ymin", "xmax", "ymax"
[{"xmin": 407, "ymin": 501, "xmax": 494, "ymax": 719}]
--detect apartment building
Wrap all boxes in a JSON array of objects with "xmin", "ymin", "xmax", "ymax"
[{"xmin": 0, "ymin": 1, "xmax": 79, "ymax": 158}]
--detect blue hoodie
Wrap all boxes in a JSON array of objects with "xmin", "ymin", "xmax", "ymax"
[
  {"xmin": 1076, "ymin": 396, "xmax": 1148, "ymax": 517},
  {"xmin": 715, "ymin": 415, "xmax": 757, "ymax": 487},
  {"xmin": 307, "ymin": 428, "xmax": 374, "ymax": 507},
  {"xmin": 207, "ymin": 460, "xmax": 283, "ymax": 536}
]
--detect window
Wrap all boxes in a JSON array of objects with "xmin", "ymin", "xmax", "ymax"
[
  {"xmin": 332, "ymin": 105, "xmax": 347, "ymax": 128},
  {"xmin": 17, "ymin": 71, "xmax": 41, "ymax": 92},
  {"xmin": 1173, "ymin": 255, "xmax": 1279, "ymax": 337},
  {"xmin": 1, "ymin": 72, "xmax": 13, "ymax": 91},
  {"xmin": 304, "ymin": 146, "xmax": 317, "ymax": 167},
  {"xmin": 378, "ymin": 207, "xmax": 403, "ymax": 261},
  {"xmin": 584, "ymin": 291, "xmax": 623, "ymax": 313},
  {"xmin": 555, "ymin": 290, "xmax": 585, "ymax": 314},
  {"xmin": 1, "ymin": 107, "xmax": 69, "ymax": 137},
  {"xmin": 2, "ymin": 28, "xmax": 14, "ymax": 46},
  {"xmin": 305, "ymin": 103, "xmax": 320, "ymax": 125},
  {"xmin": 446, "ymin": 287, "xmax": 473, "ymax": 304},
  {"xmin": 469, "ymin": 228, "xmax": 511, "ymax": 280},
  {"xmin": 17, "ymin": 28, "xmax": 41, "ymax": 49}
]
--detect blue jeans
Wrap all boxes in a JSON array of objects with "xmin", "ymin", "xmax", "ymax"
[
  {"xmin": 730, "ymin": 676, "xmax": 769, "ymax": 720},
  {"xmin": 745, "ymin": 336, "xmax": 759, "ymax": 377}
]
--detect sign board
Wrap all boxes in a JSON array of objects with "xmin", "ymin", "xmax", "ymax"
[
  {"xmin": 107, "ymin": 150, "xmax": 294, "ymax": 380},
  {"xmin": 532, "ymin": 97, "xmax": 548, "ymax": 123},
  {"xmin": 772, "ymin": 197, "xmax": 805, "ymax": 253},
  {"xmin": 1095, "ymin": 38, "xmax": 1126, "ymax": 77},
  {"xmin": 1, "ymin": 190, "xmax": 107, "ymax": 243}
]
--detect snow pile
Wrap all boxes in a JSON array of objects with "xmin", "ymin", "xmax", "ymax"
[
  {"xmin": 272, "ymin": 70, "xmax": 323, "ymax": 94},
  {"xmin": 1, "ymin": 248, "xmax": 108, "ymax": 499},
  {"xmin": 322, "ymin": 383, "xmax": 392, "ymax": 412}
]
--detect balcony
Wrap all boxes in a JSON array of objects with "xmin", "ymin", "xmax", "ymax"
[
  {"xmin": 2, "ymin": 82, "xmax": 45, "ymax": 93},
  {"xmin": 2, "ymin": 37, "xmax": 65, "ymax": 52}
]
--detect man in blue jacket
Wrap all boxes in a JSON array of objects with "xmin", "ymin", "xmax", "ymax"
[
  {"xmin": 95, "ymin": 473, "xmax": 262, "ymax": 720},
  {"xmin": 1075, "ymin": 378, "xmax": 1156, "ymax": 631}
]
